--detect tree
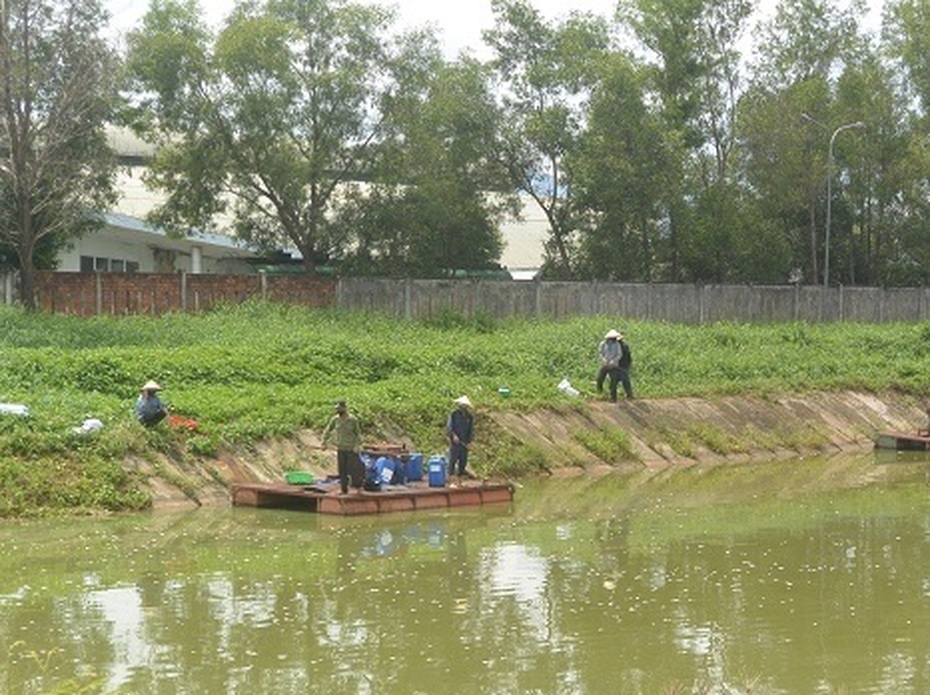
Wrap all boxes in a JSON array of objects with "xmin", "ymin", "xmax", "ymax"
[
  {"xmin": 752, "ymin": 0, "xmax": 867, "ymax": 89},
  {"xmin": 830, "ymin": 52, "xmax": 914, "ymax": 286},
  {"xmin": 125, "ymin": 0, "xmax": 405, "ymax": 269},
  {"xmin": 738, "ymin": 78, "xmax": 834, "ymax": 285},
  {"xmin": 0, "ymin": 0, "xmax": 118, "ymax": 309},
  {"xmin": 483, "ymin": 0, "xmax": 609, "ymax": 278},
  {"xmin": 740, "ymin": 0, "xmax": 869, "ymax": 285},
  {"xmin": 618, "ymin": 0, "xmax": 753, "ymax": 282},
  {"xmin": 884, "ymin": 0, "xmax": 930, "ymax": 119},
  {"xmin": 346, "ymin": 54, "xmax": 509, "ymax": 276},
  {"xmin": 570, "ymin": 53, "xmax": 670, "ymax": 281},
  {"xmin": 878, "ymin": 1, "xmax": 930, "ymax": 285}
]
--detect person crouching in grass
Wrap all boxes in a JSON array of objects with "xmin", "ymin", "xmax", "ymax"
[{"xmin": 135, "ymin": 380, "xmax": 168, "ymax": 427}]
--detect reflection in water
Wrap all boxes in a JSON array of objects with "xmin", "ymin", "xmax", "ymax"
[
  {"xmin": 87, "ymin": 586, "xmax": 149, "ymax": 691},
  {"xmin": 2, "ymin": 455, "xmax": 930, "ymax": 692}
]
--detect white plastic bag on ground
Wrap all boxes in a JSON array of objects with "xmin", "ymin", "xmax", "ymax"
[
  {"xmin": 73, "ymin": 418, "xmax": 104, "ymax": 434},
  {"xmin": 0, "ymin": 403, "xmax": 30, "ymax": 417},
  {"xmin": 557, "ymin": 378, "xmax": 580, "ymax": 397}
]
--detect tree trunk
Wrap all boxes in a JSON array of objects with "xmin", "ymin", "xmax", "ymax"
[
  {"xmin": 18, "ymin": 245, "xmax": 36, "ymax": 311},
  {"xmin": 298, "ymin": 241, "xmax": 317, "ymax": 274}
]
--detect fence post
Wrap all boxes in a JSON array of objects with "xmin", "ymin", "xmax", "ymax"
[
  {"xmin": 839, "ymin": 284, "xmax": 844, "ymax": 322},
  {"xmin": 260, "ymin": 270, "xmax": 268, "ymax": 301},
  {"xmin": 699, "ymin": 283, "xmax": 705, "ymax": 324},
  {"xmin": 404, "ymin": 277, "xmax": 412, "ymax": 320},
  {"xmin": 95, "ymin": 272, "xmax": 103, "ymax": 316},
  {"xmin": 180, "ymin": 271, "xmax": 188, "ymax": 312},
  {"xmin": 534, "ymin": 276, "xmax": 542, "ymax": 318},
  {"xmin": 336, "ymin": 276, "xmax": 344, "ymax": 311}
]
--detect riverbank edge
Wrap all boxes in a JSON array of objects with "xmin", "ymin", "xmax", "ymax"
[{"xmin": 130, "ymin": 389, "xmax": 926, "ymax": 510}]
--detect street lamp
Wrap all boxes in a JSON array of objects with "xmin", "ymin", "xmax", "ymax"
[{"xmin": 824, "ymin": 121, "xmax": 865, "ymax": 290}]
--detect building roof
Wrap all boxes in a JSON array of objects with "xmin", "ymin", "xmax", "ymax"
[{"xmin": 101, "ymin": 211, "xmax": 258, "ymax": 258}]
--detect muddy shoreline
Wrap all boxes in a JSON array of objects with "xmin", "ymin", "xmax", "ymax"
[{"xmin": 131, "ymin": 390, "xmax": 926, "ymax": 510}]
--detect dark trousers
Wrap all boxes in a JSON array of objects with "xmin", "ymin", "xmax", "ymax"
[
  {"xmin": 597, "ymin": 366, "xmax": 633, "ymax": 401},
  {"xmin": 337, "ymin": 449, "xmax": 362, "ymax": 493},
  {"xmin": 448, "ymin": 441, "xmax": 469, "ymax": 476},
  {"xmin": 140, "ymin": 409, "xmax": 167, "ymax": 427}
]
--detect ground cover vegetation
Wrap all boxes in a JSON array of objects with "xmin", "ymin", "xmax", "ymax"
[{"xmin": 0, "ymin": 302, "xmax": 929, "ymax": 516}]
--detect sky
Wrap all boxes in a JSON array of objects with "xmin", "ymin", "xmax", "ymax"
[
  {"xmin": 104, "ymin": 0, "xmax": 620, "ymax": 50},
  {"xmin": 104, "ymin": 0, "xmax": 884, "ymax": 58}
]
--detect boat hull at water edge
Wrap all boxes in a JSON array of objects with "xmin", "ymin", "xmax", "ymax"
[{"xmin": 874, "ymin": 431, "xmax": 930, "ymax": 451}]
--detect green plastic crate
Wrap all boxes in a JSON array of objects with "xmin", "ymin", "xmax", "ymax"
[{"xmin": 284, "ymin": 471, "xmax": 314, "ymax": 485}]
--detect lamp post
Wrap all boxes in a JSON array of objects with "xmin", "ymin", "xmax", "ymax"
[{"xmin": 823, "ymin": 121, "xmax": 865, "ymax": 291}]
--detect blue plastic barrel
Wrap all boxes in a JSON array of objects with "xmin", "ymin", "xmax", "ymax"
[
  {"xmin": 428, "ymin": 455, "xmax": 446, "ymax": 487},
  {"xmin": 406, "ymin": 453, "xmax": 424, "ymax": 482},
  {"xmin": 375, "ymin": 456, "xmax": 396, "ymax": 485}
]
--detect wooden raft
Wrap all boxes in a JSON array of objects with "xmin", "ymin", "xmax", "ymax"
[
  {"xmin": 874, "ymin": 431, "xmax": 930, "ymax": 451},
  {"xmin": 231, "ymin": 480, "xmax": 515, "ymax": 516}
]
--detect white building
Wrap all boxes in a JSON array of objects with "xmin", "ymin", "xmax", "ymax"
[
  {"xmin": 58, "ymin": 212, "xmax": 257, "ymax": 275},
  {"xmin": 85, "ymin": 126, "xmax": 547, "ymax": 278}
]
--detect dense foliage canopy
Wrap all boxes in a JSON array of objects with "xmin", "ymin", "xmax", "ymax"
[
  {"xmin": 6, "ymin": 0, "xmax": 930, "ymax": 287},
  {"xmin": 120, "ymin": 0, "xmax": 930, "ymax": 286}
]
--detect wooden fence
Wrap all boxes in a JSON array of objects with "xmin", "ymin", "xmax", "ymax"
[
  {"xmin": 335, "ymin": 278, "xmax": 930, "ymax": 324},
  {"xmin": 2, "ymin": 269, "xmax": 930, "ymax": 323}
]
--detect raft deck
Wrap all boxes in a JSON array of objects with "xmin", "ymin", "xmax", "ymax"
[
  {"xmin": 874, "ymin": 431, "xmax": 930, "ymax": 451},
  {"xmin": 231, "ymin": 479, "xmax": 515, "ymax": 516}
]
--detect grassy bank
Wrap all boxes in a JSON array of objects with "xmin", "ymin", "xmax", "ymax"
[{"xmin": 0, "ymin": 302, "xmax": 928, "ymax": 516}]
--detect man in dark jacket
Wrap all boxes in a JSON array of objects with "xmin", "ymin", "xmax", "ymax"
[{"xmin": 446, "ymin": 395, "xmax": 474, "ymax": 483}]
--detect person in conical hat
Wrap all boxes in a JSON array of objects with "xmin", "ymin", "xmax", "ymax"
[
  {"xmin": 596, "ymin": 328, "xmax": 633, "ymax": 402},
  {"xmin": 446, "ymin": 395, "xmax": 474, "ymax": 484},
  {"xmin": 135, "ymin": 379, "xmax": 168, "ymax": 426}
]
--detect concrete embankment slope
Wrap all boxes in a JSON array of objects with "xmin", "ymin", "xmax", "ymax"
[
  {"xmin": 133, "ymin": 391, "xmax": 926, "ymax": 509},
  {"xmin": 490, "ymin": 391, "xmax": 923, "ymax": 474}
]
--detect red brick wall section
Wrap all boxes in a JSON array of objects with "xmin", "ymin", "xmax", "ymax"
[
  {"xmin": 105, "ymin": 274, "xmax": 180, "ymax": 316},
  {"xmin": 34, "ymin": 272, "xmax": 337, "ymax": 315},
  {"xmin": 186, "ymin": 274, "xmax": 262, "ymax": 312},
  {"xmin": 36, "ymin": 272, "xmax": 96, "ymax": 316},
  {"xmin": 265, "ymin": 276, "xmax": 335, "ymax": 308}
]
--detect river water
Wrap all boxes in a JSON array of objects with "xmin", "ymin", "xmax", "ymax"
[{"xmin": 2, "ymin": 453, "xmax": 930, "ymax": 694}]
